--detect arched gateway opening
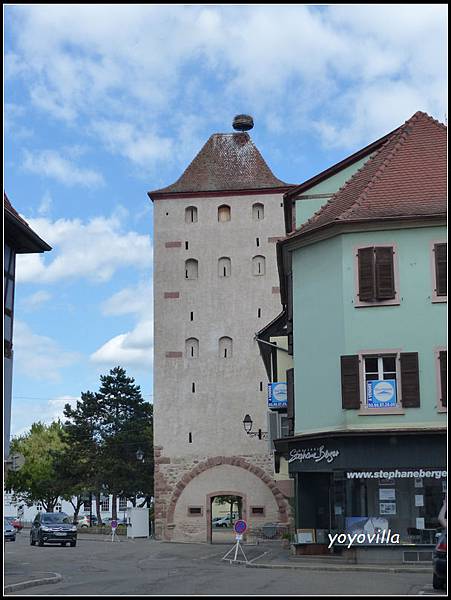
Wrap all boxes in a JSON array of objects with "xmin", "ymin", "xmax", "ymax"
[{"xmin": 208, "ymin": 492, "xmax": 244, "ymax": 544}]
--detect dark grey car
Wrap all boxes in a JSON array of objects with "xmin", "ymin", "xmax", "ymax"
[
  {"xmin": 4, "ymin": 518, "xmax": 16, "ymax": 542},
  {"xmin": 30, "ymin": 512, "xmax": 77, "ymax": 547}
]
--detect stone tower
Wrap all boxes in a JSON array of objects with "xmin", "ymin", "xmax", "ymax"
[{"xmin": 148, "ymin": 121, "xmax": 293, "ymax": 542}]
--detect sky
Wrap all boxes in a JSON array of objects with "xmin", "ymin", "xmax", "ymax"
[{"xmin": 4, "ymin": 4, "xmax": 447, "ymax": 438}]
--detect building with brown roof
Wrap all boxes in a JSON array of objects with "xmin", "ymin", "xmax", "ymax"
[
  {"xmin": 268, "ymin": 112, "xmax": 447, "ymax": 559},
  {"xmin": 148, "ymin": 119, "xmax": 295, "ymax": 543}
]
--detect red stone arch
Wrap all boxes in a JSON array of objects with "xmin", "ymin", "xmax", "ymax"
[{"xmin": 165, "ymin": 456, "xmax": 290, "ymax": 539}]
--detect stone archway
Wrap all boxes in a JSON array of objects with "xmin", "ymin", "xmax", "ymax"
[{"xmin": 165, "ymin": 456, "xmax": 290, "ymax": 540}]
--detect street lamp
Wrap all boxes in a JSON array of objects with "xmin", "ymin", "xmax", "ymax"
[{"xmin": 242, "ymin": 414, "xmax": 268, "ymax": 439}]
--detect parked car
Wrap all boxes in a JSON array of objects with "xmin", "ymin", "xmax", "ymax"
[
  {"xmin": 212, "ymin": 516, "xmax": 231, "ymax": 528},
  {"xmin": 5, "ymin": 516, "xmax": 23, "ymax": 531},
  {"xmin": 30, "ymin": 512, "xmax": 77, "ymax": 547},
  {"xmin": 4, "ymin": 518, "xmax": 16, "ymax": 542},
  {"xmin": 432, "ymin": 531, "xmax": 447, "ymax": 590},
  {"xmin": 77, "ymin": 515, "xmax": 98, "ymax": 527}
]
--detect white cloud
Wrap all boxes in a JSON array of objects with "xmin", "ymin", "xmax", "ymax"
[
  {"xmin": 5, "ymin": 4, "xmax": 446, "ymax": 159},
  {"xmin": 22, "ymin": 290, "xmax": 52, "ymax": 310},
  {"xmin": 13, "ymin": 320, "xmax": 80, "ymax": 383},
  {"xmin": 37, "ymin": 191, "xmax": 53, "ymax": 216},
  {"xmin": 10, "ymin": 395, "xmax": 79, "ymax": 438},
  {"xmin": 93, "ymin": 281, "xmax": 153, "ymax": 370},
  {"xmin": 90, "ymin": 319, "xmax": 153, "ymax": 370},
  {"xmin": 15, "ymin": 212, "xmax": 153, "ymax": 284},
  {"xmin": 23, "ymin": 149, "xmax": 104, "ymax": 187}
]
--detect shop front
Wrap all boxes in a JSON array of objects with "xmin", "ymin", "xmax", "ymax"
[{"xmin": 275, "ymin": 430, "xmax": 446, "ymax": 557}]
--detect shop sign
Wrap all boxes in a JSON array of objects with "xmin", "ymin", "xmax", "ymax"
[
  {"xmin": 367, "ymin": 379, "xmax": 397, "ymax": 408},
  {"xmin": 268, "ymin": 383, "xmax": 287, "ymax": 409},
  {"xmin": 288, "ymin": 445, "xmax": 340, "ymax": 464}
]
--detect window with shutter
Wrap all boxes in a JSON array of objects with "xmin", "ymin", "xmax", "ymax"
[
  {"xmin": 434, "ymin": 243, "xmax": 447, "ymax": 297},
  {"xmin": 439, "ymin": 350, "xmax": 447, "ymax": 408},
  {"xmin": 286, "ymin": 368, "xmax": 294, "ymax": 435},
  {"xmin": 400, "ymin": 352, "xmax": 420, "ymax": 408},
  {"xmin": 357, "ymin": 246, "xmax": 397, "ymax": 305},
  {"xmin": 341, "ymin": 355, "xmax": 361, "ymax": 409}
]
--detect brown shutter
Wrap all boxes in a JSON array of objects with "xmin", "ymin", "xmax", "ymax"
[
  {"xmin": 341, "ymin": 355, "xmax": 361, "ymax": 409},
  {"xmin": 400, "ymin": 352, "xmax": 420, "ymax": 407},
  {"xmin": 375, "ymin": 247, "xmax": 395, "ymax": 300},
  {"xmin": 286, "ymin": 368, "xmax": 294, "ymax": 435},
  {"xmin": 439, "ymin": 351, "xmax": 447, "ymax": 407},
  {"xmin": 358, "ymin": 248, "xmax": 375, "ymax": 301},
  {"xmin": 435, "ymin": 243, "xmax": 447, "ymax": 297},
  {"xmin": 287, "ymin": 272, "xmax": 293, "ymax": 355}
]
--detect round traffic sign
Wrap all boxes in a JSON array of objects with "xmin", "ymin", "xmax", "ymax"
[{"xmin": 234, "ymin": 519, "xmax": 247, "ymax": 534}]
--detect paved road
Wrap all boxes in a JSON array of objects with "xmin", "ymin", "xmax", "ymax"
[{"xmin": 4, "ymin": 532, "xmax": 445, "ymax": 596}]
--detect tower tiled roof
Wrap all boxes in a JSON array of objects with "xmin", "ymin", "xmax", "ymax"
[
  {"xmin": 149, "ymin": 132, "xmax": 290, "ymax": 197},
  {"xmin": 289, "ymin": 111, "xmax": 447, "ymax": 238}
]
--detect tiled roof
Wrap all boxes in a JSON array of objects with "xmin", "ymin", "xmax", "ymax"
[
  {"xmin": 289, "ymin": 112, "xmax": 447, "ymax": 238},
  {"xmin": 4, "ymin": 192, "xmax": 51, "ymax": 252},
  {"xmin": 149, "ymin": 132, "xmax": 289, "ymax": 197}
]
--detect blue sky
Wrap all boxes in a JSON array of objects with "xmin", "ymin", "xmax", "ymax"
[{"xmin": 4, "ymin": 5, "xmax": 447, "ymax": 437}]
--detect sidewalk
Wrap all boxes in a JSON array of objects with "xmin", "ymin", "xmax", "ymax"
[
  {"xmin": 244, "ymin": 542, "xmax": 433, "ymax": 573},
  {"xmin": 4, "ymin": 568, "xmax": 62, "ymax": 594}
]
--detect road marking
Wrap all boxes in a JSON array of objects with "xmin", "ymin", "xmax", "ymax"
[{"xmin": 247, "ymin": 551, "xmax": 269, "ymax": 564}]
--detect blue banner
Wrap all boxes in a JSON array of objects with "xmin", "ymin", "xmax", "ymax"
[
  {"xmin": 367, "ymin": 379, "xmax": 397, "ymax": 408},
  {"xmin": 268, "ymin": 383, "xmax": 288, "ymax": 409}
]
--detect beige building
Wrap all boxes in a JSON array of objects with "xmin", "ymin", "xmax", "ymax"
[{"xmin": 148, "ymin": 120, "xmax": 294, "ymax": 542}]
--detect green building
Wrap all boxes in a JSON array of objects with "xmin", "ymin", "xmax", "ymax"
[{"xmin": 273, "ymin": 112, "xmax": 447, "ymax": 559}]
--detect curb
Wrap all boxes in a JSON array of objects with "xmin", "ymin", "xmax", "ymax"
[
  {"xmin": 246, "ymin": 562, "xmax": 431, "ymax": 573},
  {"xmin": 4, "ymin": 572, "xmax": 63, "ymax": 594}
]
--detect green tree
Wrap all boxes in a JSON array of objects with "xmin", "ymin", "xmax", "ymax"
[
  {"xmin": 58, "ymin": 391, "xmax": 103, "ymax": 523},
  {"xmin": 5, "ymin": 421, "xmax": 67, "ymax": 512},
  {"xmin": 96, "ymin": 366, "xmax": 154, "ymax": 520}
]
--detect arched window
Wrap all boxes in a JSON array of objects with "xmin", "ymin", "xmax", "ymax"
[
  {"xmin": 218, "ymin": 257, "xmax": 232, "ymax": 278},
  {"xmin": 252, "ymin": 255, "xmax": 266, "ymax": 276},
  {"xmin": 252, "ymin": 203, "xmax": 264, "ymax": 220},
  {"xmin": 185, "ymin": 259, "xmax": 198, "ymax": 280},
  {"xmin": 218, "ymin": 204, "xmax": 231, "ymax": 222},
  {"xmin": 219, "ymin": 336, "xmax": 233, "ymax": 358},
  {"xmin": 185, "ymin": 338, "xmax": 199, "ymax": 359},
  {"xmin": 185, "ymin": 206, "xmax": 198, "ymax": 223}
]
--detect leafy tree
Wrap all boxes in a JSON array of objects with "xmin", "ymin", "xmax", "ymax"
[
  {"xmin": 214, "ymin": 495, "xmax": 243, "ymax": 524},
  {"xmin": 96, "ymin": 366, "xmax": 154, "ymax": 520},
  {"xmin": 58, "ymin": 391, "xmax": 103, "ymax": 523},
  {"xmin": 5, "ymin": 421, "xmax": 67, "ymax": 512}
]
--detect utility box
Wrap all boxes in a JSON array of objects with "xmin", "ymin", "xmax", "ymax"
[{"xmin": 127, "ymin": 507, "xmax": 149, "ymax": 538}]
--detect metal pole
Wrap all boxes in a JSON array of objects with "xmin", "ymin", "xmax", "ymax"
[{"xmin": 89, "ymin": 491, "xmax": 93, "ymax": 527}]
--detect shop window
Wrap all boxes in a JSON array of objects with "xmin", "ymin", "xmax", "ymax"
[
  {"xmin": 218, "ymin": 205, "xmax": 231, "ymax": 222},
  {"xmin": 218, "ymin": 257, "xmax": 231, "ymax": 278},
  {"xmin": 185, "ymin": 259, "xmax": 198, "ymax": 280},
  {"xmin": 185, "ymin": 337, "xmax": 199, "ymax": 359},
  {"xmin": 219, "ymin": 336, "xmax": 233, "ymax": 358},
  {"xmin": 185, "ymin": 206, "xmax": 198, "ymax": 223},
  {"xmin": 252, "ymin": 203, "xmax": 264, "ymax": 220},
  {"xmin": 356, "ymin": 245, "xmax": 399, "ymax": 306},
  {"xmin": 432, "ymin": 242, "xmax": 447, "ymax": 301},
  {"xmin": 252, "ymin": 255, "xmax": 266, "ymax": 276}
]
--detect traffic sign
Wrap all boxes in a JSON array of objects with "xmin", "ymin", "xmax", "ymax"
[
  {"xmin": 234, "ymin": 519, "xmax": 247, "ymax": 535},
  {"xmin": 111, "ymin": 520, "xmax": 118, "ymax": 529}
]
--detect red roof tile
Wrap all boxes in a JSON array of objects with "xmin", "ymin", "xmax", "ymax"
[
  {"xmin": 291, "ymin": 112, "xmax": 446, "ymax": 237},
  {"xmin": 149, "ymin": 132, "xmax": 289, "ymax": 197}
]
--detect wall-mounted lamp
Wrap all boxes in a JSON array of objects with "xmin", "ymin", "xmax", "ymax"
[
  {"xmin": 136, "ymin": 449, "xmax": 145, "ymax": 462},
  {"xmin": 242, "ymin": 414, "xmax": 268, "ymax": 440}
]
